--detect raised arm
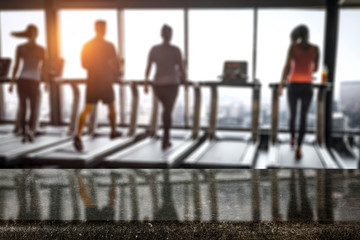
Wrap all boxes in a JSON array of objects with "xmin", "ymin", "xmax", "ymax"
[
  {"xmin": 9, "ymin": 46, "xmax": 21, "ymax": 93},
  {"xmin": 278, "ymin": 45, "xmax": 293, "ymax": 96}
]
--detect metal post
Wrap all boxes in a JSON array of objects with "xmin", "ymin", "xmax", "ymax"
[
  {"xmin": 149, "ymin": 87, "xmax": 158, "ymax": 137},
  {"xmin": 324, "ymin": 0, "xmax": 339, "ymax": 147},
  {"xmin": 209, "ymin": 85, "xmax": 218, "ymax": 140},
  {"xmin": 251, "ymin": 84, "xmax": 260, "ymax": 142},
  {"xmin": 252, "ymin": 8, "xmax": 258, "ymax": 81},
  {"xmin": 128, "ymin": 82, "xmax": 138, "ymax": 137},
  {"xmin": 271, "ymin": 85, "xmax": 279, "ymax": 144},
  {"xmin": 117, "ymin": 10, "xmax": 126, "ymax": 125},
  {"xmin": 316, "ymin": 86, "xmax": 326, "ymax": 145},
  {"xmin": 184, "ymin": 9, "xmax": 189, "ymax": 128},
  {"xmin": 192, "ymin": 85, "xmax": 201, "ymax": 139},
  {"xmin": 45, "ymin": 0, "xmax": 62, "ymax": 125}
]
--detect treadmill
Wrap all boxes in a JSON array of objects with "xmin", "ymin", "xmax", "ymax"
[
  {"xmin": 25, "ymin": 81, "xmax": 142, "ymax": 168},
  {"xmin": 331, "ymin": 132, "xmax": 359, "ymax": 169},
  {"xmin": 102, "ymin": 82, "xmax": 206, "ymax": 168},
  {"xmin": 182, "ymin": 79, "xmax": 261, "ymax": 168},
  {"xmin": 267, "ymin": 83, "xmax": 339, "ymax": 169}
]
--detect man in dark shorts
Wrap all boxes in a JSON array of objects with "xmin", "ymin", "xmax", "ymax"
[{"xmin": 73, "ymin": 20, "xmax": 122, "ymax": 151}]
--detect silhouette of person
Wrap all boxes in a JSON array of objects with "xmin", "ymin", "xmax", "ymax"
[
  {"xmin": 73, "ymin": 20, "xmax": 122, "ymax": 152},
  {"xmin": 278, "ymin": 25, "xmax": 319, "ymax": 159},
  {"xmin": 8, "ymin": 24, "xmax": 47, "ymax": 143},
  {"xmin": 144, "ymin": 24, "xmax": 187, "ymax": 149},
  {"xmin": 76, "ymin": 171, "xmax": 118, "ymax": 221}
]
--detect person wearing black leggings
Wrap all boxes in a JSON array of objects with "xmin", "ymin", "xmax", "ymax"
[
  {"xmin": 278, "ymin": 25, "xmax": 319, "ymax": 159},
  {"xmin": 9, "ymin": 25, "xmax": 47, "ymax": 143},
  {"xmin": 145, "ymin": 25, "xmax": 187, "ymax": 149}
]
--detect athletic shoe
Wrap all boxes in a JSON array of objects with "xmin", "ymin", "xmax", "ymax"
[
  {"xmin": 162, "ymin": 141, "xmax": 172, "ymax": 150},
  {"xmin": 73, "ymin": 136, "xmax": 83, "ymax": 152},
  {"xmin": 27, "ymin": 132, "xmax": 34, "ymax": 143},
  {"xmin": 21, "ymin": 134, "xmax": 27, "ymax": 143},
  {"xmin": 110, "ymin": 131, "xmax": 122, "ymax": 139}
]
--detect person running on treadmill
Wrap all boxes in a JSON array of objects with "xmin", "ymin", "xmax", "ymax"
[
  {"xmin": 144, "ymin": 24, "xmax": 187, "ymax": 150},
  {"xmin": 73, "ymin": 20, "xmax": 122, "ymax": 152},
  {"xmin": 278, "ymin": 25, "xmax": 319, "ymax": 159},
  {"xmin": 8, "ymin": 24, "xmax": 48, "ymax": 143}
]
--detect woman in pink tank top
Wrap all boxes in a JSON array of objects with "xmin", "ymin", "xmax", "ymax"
[{"xmin": 278, "ymin": 25, "xmax": 319, "ymax": 159}]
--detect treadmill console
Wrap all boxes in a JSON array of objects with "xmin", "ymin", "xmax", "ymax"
[
  {"xmin": 222, "ymin": 61, "xmax": 247, "ymax": 85},
  {"xmin": 0, "ymin": 58, "xmax": 11, "ymax": 78}
]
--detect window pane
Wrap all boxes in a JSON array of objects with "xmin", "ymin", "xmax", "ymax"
[
  {"xmin": 257, "ymin": 9, "xmax": 325, "ymax": 130},
  {"xmin": 124, "ymin": 9, "xmax": 184, "ymax": 80},
  {"xmin": 0, "ymin": 10, "xmax": 47, "ymax": 121},
  {"xmin": 334, "ymin": 9, "xmax": 360, "ymax": 131},
  {"xmin": 189, "ymin": 9, "xmax": 254, "ymax": 128}
]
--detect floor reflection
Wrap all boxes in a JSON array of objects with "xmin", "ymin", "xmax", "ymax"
[{"xmin": 0, "ymin": 169, "xmax": 359, "ymax": 222}]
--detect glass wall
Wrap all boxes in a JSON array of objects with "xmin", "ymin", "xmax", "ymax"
[
  {"xmin": 0, "ymin": 10, "xmax": 48, "ymax": 121},
  {"xmin": 333, "ymin": 9, "xmax": 360, "ymax": 131},
  {"xmin": 256, "ymin": 9, "xmax": 326, "ymax": 130}
]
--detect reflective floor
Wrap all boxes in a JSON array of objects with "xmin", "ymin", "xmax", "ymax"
[{"xmin": 0, "ymin": 169, "xmax": 359, "ymax": 222}]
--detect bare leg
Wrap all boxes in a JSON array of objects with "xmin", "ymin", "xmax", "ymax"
[{"xmin": 76, "ymin": 104, "xmax": 94, "ymax": 138}]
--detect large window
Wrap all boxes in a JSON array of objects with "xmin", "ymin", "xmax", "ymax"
[
  {"xmin": 0, "ymin": 10, "xmax": 48, "ymax": 121},
  {"xmin": 189, "ymin": 9, "xmax": 254, "ymax": 128},
  {"xmin": 334, "ymin": 9, "xmax": 360, "ymax": 131},
  {"xmin": 256, "ymin": 9, "xmax": 326, "ymax": 130}
]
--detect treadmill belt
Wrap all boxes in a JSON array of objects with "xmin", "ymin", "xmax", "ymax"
[
  {"xmin": 109, "ymin": 138, "xmax": 184, "ymax": 163},
  {"xmin": 0, "ymin": 135, "xmax": 69, "ymax": 161},
  {"xmin": 195, "ymin": 141, "xmax": 248, "ymax": 166},
  {"xmin": 35, "ymin": 137, "xmax": 127, "ymax": 160},
  {"xmin": 278, "ymin": 144, "xmax": 323, "ymax": 168}
]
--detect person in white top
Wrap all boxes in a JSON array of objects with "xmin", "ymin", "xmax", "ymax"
[
  {"xmin": 144, "ymin": 24, "xmax": 187, "ymax": 149},
  {"xmin": 8, "ymin": 24, "xmax": 47, "ymax": 143}
]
